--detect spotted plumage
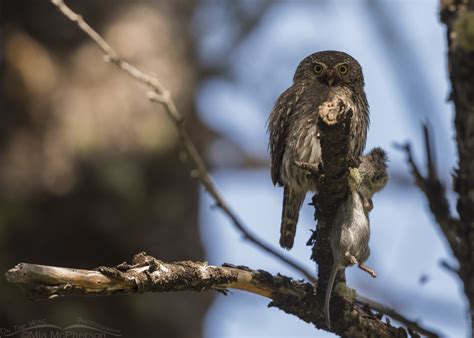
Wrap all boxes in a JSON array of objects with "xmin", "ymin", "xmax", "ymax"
[{"xmin": 267, "ymin": 51, "xmax": 370, "ymax": 250}]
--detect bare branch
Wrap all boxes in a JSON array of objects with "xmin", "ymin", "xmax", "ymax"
[
  {"xmin": 396, "ymin": 124, "xmax": 461, "ymax": 257},
  {"xmin": 356, "ymin": 296, "xmax": 441, "ymax": 338},
  {"xmin": 5, "ymin": 252, "xmax": 298, "ymax": 300},
  {"xmin": 5, "ymin": 253, "xmax": 408, "ymax": 337},
  {"xmin": 423, "ymin": 123, "xmax": 438, "ymax": 181},
  {"xmin": 440, "ymin": 0, "xmax": 474, "ymax": 330},
  {"xmin": 48, "ymin": 0, "xmax": 314, "ymax": 283}
]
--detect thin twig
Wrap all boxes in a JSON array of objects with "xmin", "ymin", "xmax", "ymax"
[
  {"xmin": 423, "ymin": 122, "xmax": 437, "ymax": 180},
  {"xmin": 395, "ymin": 124, "xmax": 461, "ymax": 256},
  {"xmin": 356, "ymin": 296, "xmax": 441, "ymax": 338},
  {"xmin": 49, "ymin": 0, "xmax": 315, "ymax": 283}
]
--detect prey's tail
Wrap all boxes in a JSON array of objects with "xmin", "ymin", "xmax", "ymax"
[
  {"xmin": 324, "ymin": 264, "xmax": 339, "ymax": 330},
  {"xmin": 279, "ymin": 187, "xmax": 305, "ymax": 250}
]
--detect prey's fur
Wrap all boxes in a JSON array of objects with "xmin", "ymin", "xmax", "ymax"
[{"xmin": 324, "ymin": 148, "xmax": 388, "ymax": 329}]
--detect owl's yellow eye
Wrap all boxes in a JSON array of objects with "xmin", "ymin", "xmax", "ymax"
[
  {"xmin": 313, "ymin": 63, "xmax": 324, "ymax": 74},
  {"xmin": 337, "ymin": 64, "xmax": 348, "ymax": 75}
]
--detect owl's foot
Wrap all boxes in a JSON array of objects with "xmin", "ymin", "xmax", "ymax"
[
  {"xmin": 358, "ymin": 263, "xmax": 377, "ymax": 278},
  {"xmin": 295, "ymin": 161, "xmax": 321, "ymax": 180}
]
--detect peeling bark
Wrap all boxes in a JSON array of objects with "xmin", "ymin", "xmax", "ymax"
[{"xmin": 5, "ymin": 253, "xmax": 408, "ymax": 338}]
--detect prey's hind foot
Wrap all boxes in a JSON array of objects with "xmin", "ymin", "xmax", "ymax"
[
  {"xmin": 358, "ymin": 263, "xmax": 377, "ymax": 278},
  {"xmin": 345, "ymin": 252, "xmax": 359, "ymax": 265}
]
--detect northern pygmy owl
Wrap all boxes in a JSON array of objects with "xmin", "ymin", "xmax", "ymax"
[{"xmin": 267, "ymin": 50, "xmax": 370, "ymax": 250}]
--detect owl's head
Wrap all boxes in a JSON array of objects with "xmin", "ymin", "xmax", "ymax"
[{"xmin": 293, "ymin": 51, "xmax": 364, "ymax": 87}]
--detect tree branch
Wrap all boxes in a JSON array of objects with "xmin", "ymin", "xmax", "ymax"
[
  {"xmin": 48, "ymin": 0, "xmax": 314, "ymax": 283},
  {"xmin": 5, "ymin": 253, "xmax": 409, "ymax": 337},
  {"xmin": 356, "ymin": 296, "xmax": 440, "ymax": 338},
  {"xmin": 309, "ymin": 98, "xmax": 364, "ymax": 336},
  {"xmin": 440, "ymin": 2, "xmax": 474, "ymax": 332},
  {"xmin": 4, "ymin": 252, "xmax": 296, "ymax": 300},
  {"xmin": 396, "ymin": 125, "xmax": 461, "ymax": 256}
]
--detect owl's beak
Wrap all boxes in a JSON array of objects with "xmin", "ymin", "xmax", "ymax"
[{"xmin": 325, "ymin": 70, "xmax": 335, "ymax": 86}]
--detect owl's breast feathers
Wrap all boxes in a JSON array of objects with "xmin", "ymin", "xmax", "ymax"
[{"xmin": 268, "ymin": 84, "xmax": 369, "ymax": 188}]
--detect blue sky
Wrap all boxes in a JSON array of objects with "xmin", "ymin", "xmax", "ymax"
[{"xmin": 195, "ymin": 1, "xmax": 465, "ymax": 337}]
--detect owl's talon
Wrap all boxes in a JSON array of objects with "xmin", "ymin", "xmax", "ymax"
[{"xmin": 295, "ymin": 161, "xmax": 320, "ymax": 179}]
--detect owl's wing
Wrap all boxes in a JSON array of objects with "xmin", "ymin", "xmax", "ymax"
[{"xmin": 267, "ymin": 86, "xmax": 302, "ymax": 186}]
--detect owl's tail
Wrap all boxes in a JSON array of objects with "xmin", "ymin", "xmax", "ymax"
[{"xmin": 279, "ymin": 187, "xmax": 305, "ymax": 250}]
